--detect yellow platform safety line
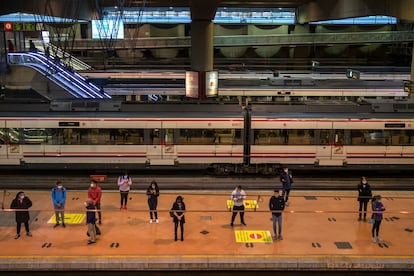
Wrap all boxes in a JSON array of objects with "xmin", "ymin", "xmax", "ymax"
[
  {"xmin": 48, "ymin": 214, "xmax": 86, "ymax": 224},
  {"xmin": 227, "ymin": 199, "xmax": 258, "ymax": 210},
  {"xmin": 235, "ymin": 230, "xmax": 273, "ymax": 243}
]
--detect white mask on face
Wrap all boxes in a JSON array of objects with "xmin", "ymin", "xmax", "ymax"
[
  {"xmin": 20, "ymin": 195, "xmax": 25, "ymax": 199},
  {"xmin": 362, "ymin": 181, "xmax": 367, "ymax": 185},
  {"xmin": 90, "ymin": 183, "xmax": 94, "ymax": 188},
  {"xmin": 57, "ymin": 186, "xmax": 62, "ymax": 189},
  {"xmin": 151, "ymin": 185, "xmax": 155, "ymax": 189}
]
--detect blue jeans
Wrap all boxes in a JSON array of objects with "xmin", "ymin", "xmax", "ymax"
[
  {"xmin": 282, "ymin": 188, "xmax": 290, "ymax": 202},
  {"xmin": 272, "ymin": 213, "xmax": 282, "ymax": 236}
]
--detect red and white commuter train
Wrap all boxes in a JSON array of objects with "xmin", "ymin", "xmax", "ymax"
[{"xmin": 0, "ymin": 106, "xmax": 413, "ymax": 173}]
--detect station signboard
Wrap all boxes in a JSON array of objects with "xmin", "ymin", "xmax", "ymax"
[
  {"xmin": 2, "ymin": 22, "xmax": 35, "ymax": 31},
  {"xmin": 185, "ymin": 71, "xmax": 199, "ymax": 98},
  {"xmin": 205, "ymin": 70, "xmax": 218, "ymax": 97}
]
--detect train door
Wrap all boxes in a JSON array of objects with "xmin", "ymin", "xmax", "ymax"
[
  {"xmin": 146, "ymin": 128, "xmax": 163, "ymax": 164},
  {"xmin": 316, "ymin": 129, "xmax": 346, "ymax": 166},
  {"xmin": 162, "ymin": 128, "xmax": 177, "ymax": 165}
]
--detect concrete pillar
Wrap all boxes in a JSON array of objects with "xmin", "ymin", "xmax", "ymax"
[
  {"xmin": 191, "ymin": 20, "xmax": 213, "ymax": 72},
  {"xmin": 190, "ymin": 20, "xmax": 214, "ymax": 99},
  {"xmin": 411, "ymin": 43, "xmax": 414, "ymax": 81},
  {"xmin": 410, "ymin": 43, "xmax": 414, "ymax": 98}
]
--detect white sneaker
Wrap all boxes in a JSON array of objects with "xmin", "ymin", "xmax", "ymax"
[
  {"xmin": 377, "ymin": 236, "xmax": 382, "ymax": 242},
  {"xmin": 155, "ymin": 219, "xmax": 159, "ymax": 223},
  {"xmin": 372, "ymin": 237, "xmax": 377, "ymax": 243},
  {"xmin": 149, "ymin": 219, "xmax": 153, "ymax": 223}
]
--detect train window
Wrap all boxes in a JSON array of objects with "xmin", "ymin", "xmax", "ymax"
[
  {"xmin": 23, "ymin": 128, "xmax": 52, "ymax": 144},
  {"xmin": 150, "ymin": 129, "xmax": 160, "ymax": 145},
  {"xmin": 54, "ymin": 128, "xmax": 146, "ymax": 145},
  {"xmin": 254, "ymin": 129, "xmax": 314, "ymax": 145},
  {"xmin": 319, "ymin": 130, "xmax": 330, "ymax": 145},
  {"xmin": 178, "ymin": 129, "xmax": 241, "ymax": 145},
  {"xmin": 0, "ymin": 129, "xmax": 4, "ymax": 143},
  {"xmin": 108, "ymin": 129, "xmax": 145, "ymax": 145},
  {"xmin": 165, "ymin": 129, "xmax": 174, "ymax": 145},
  {"xmin": 351, "ymin": 130, "xmax": 390, "ymax": 145},
  {"xmin": 389, "ymin": 130, "xmax": 414, "ymax": 145},
  {"xmin": 334, "ymin": 130, "xmax": 344, "ymax": 146},
  {"xmin": 0, "ymin": 128, "xmax": 18, "ymax": 144}
]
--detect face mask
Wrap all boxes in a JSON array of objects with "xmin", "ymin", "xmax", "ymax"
[
  {"xmin": 362, "ymin": 181, "xmax": 367, "ymax": 185},
  {"xmin": 151, "ymin": 185, "xmax": 155, "ymax": 189},
  {"xmin": 20, "ymin": 195, "xmax": 24, "ymax": 199},
  {"xmin": 57, "ymin": 186, "xmax": 62, "ymax": 189},
  {"xmin": 90, "ymin": 183, "xmax": 94, "ymax": 188}
]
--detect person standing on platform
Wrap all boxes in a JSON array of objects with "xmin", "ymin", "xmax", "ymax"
[
  {"xmin": 269, "ymin": 189, "xmax": 285, "ymax": 240},
  {"xmin": 51, "ymin": 181, "xmax": 67, "ymax": 228},
  {"xmin": 171, "ymin": 196, "xmax": 185, "ymax": 241},
  {"xmin": 371, "ymin": 195, "xmax": 386, "ymax": 243},
  {"xmin": 357, "ymin": 176, "xmax": 372, "ymax": 221},
  {"xmin": 88, "ymin": 180, "xmax": 102, "ymax": 224},
  {"xmin": 85, "ymin": 198, "xmax": 97, "ymax": 245},
  {"xmin": 280, "ymin": 166, "xmax": 293, "ymax": 206},
  {"xmin": 146, "ymin": 180, "xmax": 160, "ymax": 223},
  {"xmin": 117, "ymin": 172, "xmax": 132, "ymax": 210},
  {"xmin": 10, "ymin": 191, "xmax": 33, "ymax": 239},
  {"xmin": 230, "ymin": 185, "xmax": 246, "ymax": 227}
]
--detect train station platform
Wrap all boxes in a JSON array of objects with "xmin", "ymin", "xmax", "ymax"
[{"xmin": 0, "ymin": 189, "xmax": 413, "ymax": 272}]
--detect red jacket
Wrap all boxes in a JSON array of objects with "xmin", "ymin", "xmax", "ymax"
[{"xmin": 88, "ymin": 186, "xmax": 102, "ymax": 204}]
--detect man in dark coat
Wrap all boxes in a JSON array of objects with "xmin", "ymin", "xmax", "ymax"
[{"xmin": 10, "ymin": 191, "xmax": 33, "ymax": 239}]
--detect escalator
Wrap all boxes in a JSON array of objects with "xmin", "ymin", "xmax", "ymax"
[{"xmin": 7, "ymin": 52, "xmax": 111, "ymax": 99}]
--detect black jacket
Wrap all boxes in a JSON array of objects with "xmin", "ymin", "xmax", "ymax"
[
  {"xmin": 10, "ymin": 195, "xmax": 32, "ymax": 223},
  {"xmin": 269, "ymin": 195, "xmax": 285, "ymax": 217},
  {"xmin": 171, "ymin": 202, "xmax": 186, "ymax": 223},
  {"xmin": 357, "ymin": 183, "xmax": 372, "ymax": 202}
]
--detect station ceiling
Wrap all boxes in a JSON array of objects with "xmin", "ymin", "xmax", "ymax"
[{"xmin": 1, "ymin": 0, "xmax": 414, "ymax": 23}]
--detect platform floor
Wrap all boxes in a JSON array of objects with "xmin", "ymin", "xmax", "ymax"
[{"xmin": 0, "ymin": 189, "xmax": 413, "ymax": 272}]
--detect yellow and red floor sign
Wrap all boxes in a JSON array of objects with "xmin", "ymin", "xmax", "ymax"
[
  {"xmin": 235, "ymin": 230, "xmax": 273, "ymax": 243},
  {"xmin": 226, "ymin": 199, "xmax": 258, "ymax": 210},
  {"xmin": 48, "ymin": 214, "xmax": 86, "ymax": 224}
]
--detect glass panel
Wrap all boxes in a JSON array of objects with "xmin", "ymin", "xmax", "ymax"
[
  {"xmin": 178, "ymin": 129, "xmax": 241, "ymax": 145},
  {"xmin": 23, "ymin": 128, "xmax": 52, "ymax": 144},
  {"xmin": 351, "ymin": 129, "xmax": 390, "ymax": 145},
  {"xmin": 0, "ymin": 128, "xmax": 4, "ymax": 143},
  {"xmin": 334, "ymin": 130, "xmax": 344, "ymax": 146},
  {"xmin": 320, "ymin": 130, "xmax": 330, "ymax": 145},
  {"xmin": 150, "ymin": 129, "xmax": 160, "ymax": 145},
  {"xmin": 165, "ymin": 129, "xmax": 174, "ymax": 145},
  {"xmin": 254, "ymin": 129, "xmax": 314, "ymax": 145}
]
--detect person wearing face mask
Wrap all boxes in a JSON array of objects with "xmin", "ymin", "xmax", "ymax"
[
  {"xmin": 51, "ymin": 181, "xmax": 67, "ymax": 228},
  {"xmin": 371, "ymin": 195, "xmax": 386, "ymax": 243},
  {"xmin": 88, "ymin": 180, "xmax": 102, "ymax": 224},
  {"xmin": 170, "ymin": 196, "xmax": 185, "ymax": 241},
  {"xmin": 357, "ymin": 176, "xmax": 372, "ymax": 221},
  {"xmin": 10, "ymin": 191, "xmax": 33, "ymax": 239},
  {"xmin": 230, "ymin": 185, "xmax": 247, "ymax": 227},
  {"xmin": 146, "ymin": 180, "xmax": 160, "ymax": 223},
  {"xmin": 117, "ymin": 172, "xmax": 132, "ymax": 210}
]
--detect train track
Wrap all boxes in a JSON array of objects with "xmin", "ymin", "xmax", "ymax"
[{"xmin": 1, "ymin": 173, "xmax": 413, "ymax": 191}]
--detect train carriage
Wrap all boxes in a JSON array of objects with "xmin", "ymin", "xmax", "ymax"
[
  {"xmin": 0, "ymin": 112, "xmax": 244, "ymax": 170},
  {"xmin": 1, "ymin": 107, "xmax": 414, "ymax": 173},
  {"xmin": 250, "ymin": 112, "xmax": 414, "ymax": 171}
]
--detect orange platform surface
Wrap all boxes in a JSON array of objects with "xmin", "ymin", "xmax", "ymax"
[{"xmin": 0, "ymin": 189, "xmax": 413, "ymax": 272}]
